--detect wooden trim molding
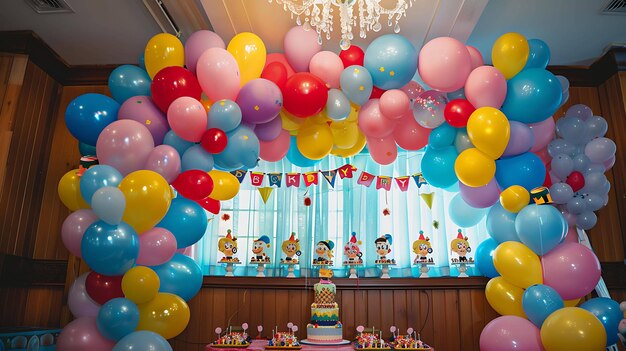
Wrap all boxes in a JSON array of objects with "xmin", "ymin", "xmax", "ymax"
[
  {"xmin": 548, "ymin": 48, "xmax": 626, "ymax": 87},
  {"xmin": 0, "ymin": 253, "xmax": 67, "ymax": 287}
]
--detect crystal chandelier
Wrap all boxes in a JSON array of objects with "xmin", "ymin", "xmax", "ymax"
[{"xmin": 269, "ymin": 0, "xmax": 414, "ymax": 49}]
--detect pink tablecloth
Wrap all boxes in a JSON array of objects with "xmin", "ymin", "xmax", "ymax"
[{"xmin": 206, "ymin": 339, "xmax": 354, "ymax": 351}]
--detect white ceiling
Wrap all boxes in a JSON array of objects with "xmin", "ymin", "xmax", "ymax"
[{"xmin": 0, "ymin": 0, "xmax": 624, "ymax": 66}]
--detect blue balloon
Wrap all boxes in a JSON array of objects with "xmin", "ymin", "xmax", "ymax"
[
  {"xmin": 208, "ymin": 99, "xmax": 242, "ymax": 132},
  {"xmin": 522, "ymin": 284, "xmax": 564, "ymax": 328},
  {"xmin": 339, "ymin": 65, "xmax": 373, "ymax": 106},
  {"xmin": 326, "ymin": 89, "xmax": 351, "ymax": 121},
  {"xmin": 501, "ymin": 68, "xmax": 562, "ymax": 124},
  {"xmin": 364, "ymin": 34, "xmax": 418, "ymax": 90},
  {"xmin": 428, "ymin": 122, "xmax": 457, "ymax": 149},
  {"xmin": 226, "ymin": 125, "xmax": 260, "ymax": 168},
  {"xmin": 474, "ymin": 238, "xmax": 500, "ymax": 278},
  {"xmin": 91, "ymin": 187, "xmax": 126, "ymax": 225},
  {"xmin": 138, "ymin": 53, "xmax": 146, "ymax": 70},
  {"xmin": 515, "ymin": 204, "xmax": 567, "ymax": 255},
  {"xmin": 420, "ymin": 146, "xmax": 458, "ymax": 188},
  {"xmin": 81, "ymin": 221, "xmax": 139, "ymax": 276},
  {"xmin": 286, "ymin": 136, "xmax": 320, "ymax": 168},
  {"xmin": 108, "ymin": 65, "xmax": 151, "ymax": 104},
  {"xmin": 157, "ymin": 198, "xmax": 208, "ymax": 248},
  {"xmin": 97, "ymin": 298, "xmax": 139, "ymax": 341},
  {"xmin": 447, "ymin": 88, "xmax": 465, "ymax": 100},
  {"xmin": 524, "ymin": 39, "xmax": 551, "ymax": 69},
  {"xmin": 80, "ymin": 165, "xmax": 123, "ymax": 204},
  {"xmin": 181, "ymin": 145, "xmax": 214, "ymax": 172},
  {"xmin": 152, "ymin": 253, "xmax": 202, "ymax": 301},
  {"xmin": 163, "ymin": 130, "xmax": 194, "ymax": 157},
  {"xmin": 65, "ymin": 93, "xmax": 120, "ymax": 145},
  {"xmin": 486, "ymin": 202, "xmax": 520, "ymax": 243},
  {"xmin": 581, "ymin": 297, "xmax": 623, "ymax": 346},
  {"xmin": 495, "ymin": 152, "xmax": 546, "ymax": 192},
  {"xmin": 113, "ymin": 331, "xmax": 172, "ymax": 351},
  {"xmin": 79, "ymin": 142, "xmax": 97, "ymax": 156},
  {"xmin": 448, "ymin": 193, "xmax": 488, "ymax": 228}
]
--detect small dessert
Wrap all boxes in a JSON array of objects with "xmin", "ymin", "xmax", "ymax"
[
  {"xmin": 266, "ymin": 325, "xmax": 301, "ymax": 350},
  {"xmin": 391, "ymin": 329, "xmax": 431, "ymax": 350},
  {"xmin": 211, "ymin": 326, "xmax": 250, "ymax": 348},
  {"xmin": 354, "ymin": 326, "xmax": 391, "ymax": 350}
]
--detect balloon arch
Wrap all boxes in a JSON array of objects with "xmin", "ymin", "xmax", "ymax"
[{"xmin": 57, "ymin": 26, "xmax": 622, "ymax": 350}]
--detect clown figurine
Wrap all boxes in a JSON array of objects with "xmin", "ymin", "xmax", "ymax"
[
  {"xmin": 281, "ymin": 232, "xmax": 301, "ymax": 264},
  {"xmin": 413, "ymin": 231, "xmax": 433, "ymax": 264},
  {"xmin": 375, "ymin": 234, "xmax": 395, "ymax": 264},
  {"xmin": 450, "ymin": 229, "xmax": 472, "ymax": 263},
  {"xmin": 218, "ymin": 230, "xmax": 239, "ymax": 263},
  {"xmin": 313, "ymin": 240, "xmax": 334, "ymax": 265},
  {"xmin": 343, "ymin": 232, "xmax": 363, "ymax": 264},
  {"xmin": 251, "ymin": 235, "xmax": 271, "ymax": 263}
]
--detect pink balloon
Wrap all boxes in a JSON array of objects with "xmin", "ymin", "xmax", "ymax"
[
  {"xmin": 466, "ymin": 45, "xmax": 484, "ymax": 70},
  {"xmin": 392, "ymin": 110, "xmax": 430, "ymax": 150},
  {"xmin": 529, "ymin": 117, "xmax": 556, "ymax": 152},
  {"xmin": 61, "ymin": 209, "xmax": 99, "ymax": 258},
  {"xmin": 137, "ymin": 227, "xmax": 178, "ymax": 266},
  {"xmin": 418, "ymin": 37, "xmax": 472, "ymax": 92},
  {"xmin": 534, "ymin": 147, "xmax": 552, "ymax": 166},
  {"xmin": 265, "ymin": 53, "xmax": 296, "ymax": 77},
  {"xmin": 57, "ymin": 317, "xmax": 115, "ymax": 351},
  {"xmin": 260, "ymin": 129, "xmax": 290, "ymax": 162},
  {"xmin": 560, "ymin": 208, "xmax": 576, "ymax": 226},
  {"xmin": 144, "ymin": 145, "xmax": 181, "ymax": 183},
  {"xmin": 185, "ymin": 30, "xmax": 226, "ymax": 74},
  {"xmin": 177, "ymin": 246, "xmax": 195, "ymax": 257},
  {"xmin": 459, "ymin": 178, "xmax": 500, "ymax": 208},
  {"xmin": 68, "ymin": 272, "xmax": 100, "ymax": 318},
  {"xmin": 542, "ymin": 243, "xmax": 601, "ymax": 300},
  {"xmin": 197, "ymin": 48, "xmax": 241, "ymax": 102},
  {"xmin": 464, "ymin": 66, "xmax": 507, "ymax": 108},
  {"xmin": 96, "ymin": 119, "xmax": 155, "ymax": 176},
  {"xmin": 309, "ymin": 51, "xmax": 343, "ymax": 89},
  {"xmin": 118, "ymin": 96, "xmax": 170, "ymax": 145},
  {"xmin": 480, "ymin": 316, "xmax": 544, "ymax": 351},
  {"xmin": 400, "ymin": 80, "xmax": 425, "ymax": 101},
  {"xmin": 284, "ymin": 26, "xmax": 322, "ymax": 72},
  {"xmin": 380, "ymin": 90, "xmax": 410, "ymax": 120},
  {"xmin": 563, "ymin": 226, "xmax": 579, "ymax": 244},
  {"xmin": 366, "ymin": 135, "xmax": 398, "ymax": 165},
  {"xmin": 358, "ymin": 99, "xmax": 395, "ymax": 138},
  {"xmin": 167, "ymin": 96, "xmax": 208, "ymax": 142}
]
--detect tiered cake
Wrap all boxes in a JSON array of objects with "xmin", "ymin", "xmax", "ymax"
[{"xmin": 305, "ymin": 279, "xmax": 343, "ymax": 343}]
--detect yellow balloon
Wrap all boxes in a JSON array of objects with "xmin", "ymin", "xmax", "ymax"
[
  {"xmin": 541, "ymin": 307, "xmax": 606, "ymax": 351},
  {"xmin": 207, "ymin": 170, "xmax": 240, "ymax": 200},
  {"xmin": 467, "ymin": 107, "xmax": 510, "ymax": 159},
  {"xmin": 137, "ymin": 292, "xmax": 190, "ymax": 340},
  {"xmin": 492, "ymin": 32, "xmax": 529, "ymax": 79},
  {"xmin": 58, "ymin": 169, "xmax": 90, "ymax": 211},
  {"xmin": 309, "ymin": 111, "xmax": 332, "ymax": 125},
  {"xmin": 332, "ymin": 131, "xmax": 366, "ymax": 158},
  {"xmin": 493, "ymin": 241, "xmax": 542, "ymax": 289},
  {"xmin": 500, "ymin": 185, "xmax": 530, "ymax": 213},
  {"xmin": 280, "ymin": 110, "xmax": 305, "ymax": 132},
  {"xmin": 144, "ymin": 33, "xmax": 184, "ymax": 79},
  {"xmin": 346, "ymin": 103, "xmax": 360, "ymax": 122},
  {"xmin": 454, "ymin": 148, "xmax": 496, "ymax": 187},
  {"xmin": 563, "ymin": 298, "xmax": 581, "ymax": 307},
  {"xmin": 227, "ymin": 32, "xmax": 266, "ymax": 85},
  {"xmin": 330, "ymin": 121, "xmax": 360, "ymax": 149},
  {"xmin": 119, "ymin": 170, "xmax": 172, "ymax": 234},
  {"xmin": 122, "ymin": 266, "xmax": 160, "ymax": 305},
  {"xmin": 485, "ymin": 277, "xmax": 526, "ymax": 318},
  {"xmin": 296, "ymin": 123, "xmax": 334, "ymax": 160}
]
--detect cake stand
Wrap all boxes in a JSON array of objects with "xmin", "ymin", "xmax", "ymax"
[
  {"xmin": 343, "ymin": 261, "xmax": 363, "ymax": 278},
  {"xmin": 311, "ymin": 262, "xmax": 333, "ymax": 277},
  {"xmin": 415, "ymin": 261, "xmax": 435, "ymax": 278},
  {"xmin": 280, "ymin": 261, "xmax": 298, "ymax": 278},
  {"xmin": 220, "ymin": 260, "xmax": 240, "ymax": 277},
  {"xmin": 249, "ymin": 260, "xmax": 270, "ymax": 277},
  {"xmin": 451, "ymin": 261, "xmax": 474, "ymax": 277},
  {"xmin": 300, "ymin": 339, "xmax": 351, "ymax": 346},
  {"xmin": 376, "ymin": 262, "xmax": 396, "ymax": 279}
]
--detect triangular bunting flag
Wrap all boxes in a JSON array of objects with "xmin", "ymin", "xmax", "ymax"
[
  {"xmin": 337, "ymin": 164, "xmax": 357, "ymax": 179},
  {"xmin": 395, "ymin": 176, "xmax": 410, "ymax": 192},
  {"xmin": 250, "ymin": 172, "xmax": 265, "ymax": 186},
  {"xmin": 357, "ymin": 171, "xmax": 374, "ymax": 187},
  {"xmin": 376, "ymin": 176, "xmax": 392, "ymax": 191},
  {"xmin": 286, "ymin": 173, "xmax": 301, "ymax": 187},
  {"xmin": 268, "ymin": 173, "xmax": 282, "ymax": 187},
  {"xmin": 321, "ymin": 170, "xmax": 337, "ymax": 188},
  {"xmin": 231, "ymin": 170, "xmax": 247, "ymax": 183},
  {"xmin": 412, "ymin": 173, "xmax": 428, "ymax": 188},
  {"xmin": 420, "ymin": 192, "xmax": 434, "ymax": 209},
  {"xmin": 303, "ymin": 172, "xmax": 319, "ymax": 187},
  {"xmin": 258, "ymin": 187, "xmax": 273, "ymax": 204}
]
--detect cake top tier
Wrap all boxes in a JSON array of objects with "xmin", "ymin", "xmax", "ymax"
[{"xmin": 314, "ymin": 279, "xmax": 336, "ymax": 305}]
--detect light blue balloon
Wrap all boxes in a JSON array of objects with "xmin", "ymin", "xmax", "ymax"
[
  {"xmin": 226, "ymin": 125, "xmax": 260, "ymax": 168},
  {"xmin": 447, "ymin": 88, "xmax": 465, "ymax": 100},
  {"xmin": 138, "ymin": 53, "xmax": 146, "ymax": 70},
  {"xmin": 80, "ymin": 165, "xmax": 123, "ymax": 204},
  {"xmin": 213, "ymin": 151, "xmax": 244, "ymax": 171},
  {"xmin": 364, "ymin": 34, "xmax": 418, "ymax": 90},
  {"xmin": 163, "ymin": 130, "xmax": 194, "ymax": 157},
  {"xmin": 340, "ymin": 65, "xmax": 373, "ymax": 106},
  {"xmin": 486, "ymin": 202, "xmax": 520, "ymax": 243},
  {"xmin": 326, "ymin": 89, "xmax": 351, "ymax": 121},
  {"xmin": 581, "ymin": 297, "xmax": 623, "ymax": 346},
  {"xmin": 208, "ymin": 99, "xmax": 242, "ymax": 132},
  {"xmin": 448, "ymin": 193, "xmax": 488, "ymax": 228},
  {"xmin": 524, "ymin": 39, "xmax": 551, "ymax": 69},
  {"xmin": 495, "ymin": 152, "xmax": 546, "ymax": 192},
  {"xmin": 522, "ymin": 284, "xmax": 564, "ymax": 328},
  {"xmin": 474, "ymin": 238, "xmax": 499, "ymax": 278},
  {"xmin": 97, "ymin": 298, "xmax": 139, "ymax": 341},
  {"xmin": 286, "ymin": 136, "xmax": 320, "ymax": 168},
  {"xmin": 428, "ymin": 122, "xmax": 456, "ymax": 149},
  {"xmin": 108, "ymin": 65, "xmax": 151, "ymax": 104},
  {"xmin": 91, "ymin": 187, "xmax": 125, "ymax": 225},
  {"xmin": 114, "ymin": 331, "xmax": 172, "ymax": 351},
  {"xmin": 501, "ymin": 68, "xmax": 562, "ymax": 124},
  {"xmin": 65, "ymin": 93, "xmax": 120, "ymax": 145},
  {"xmin": 157, "ymin": 198, "xmax": 208, "ymax": 248},
  {"xmin": 182, "ymin": 145, "xmax": 214, "ymax": 172},
  {"xmin": 79, "ymin": 142, "xmax": 97, "ymax": 156},
  {"xmin": 81, "ymin": 221, "xmax": 139, "ymax": 276},
  {"xmin": 515, "ymin": 204, "xmax": 567, "ymax": 255},
  {"xmin": 152, "ymin": 253, "xmax": 202, "ymax": 301},
  {"xmin": 420, "ymin": 146, "xmax": 458, "ymax": 189}
]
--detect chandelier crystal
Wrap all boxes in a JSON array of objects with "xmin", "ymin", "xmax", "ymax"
[{"xmin": 269, "ymin": 0, "xmax": 414, "ymax": 49}]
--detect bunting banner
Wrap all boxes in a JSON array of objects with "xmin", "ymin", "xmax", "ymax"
[
  {"xmin": 412, "ymin": 172, "xmax": 428, "ymax": 188},
  {"xmin": 258, "ymin": 187, "xmax": 274, "ymax": 204},
  {"xmin": 357, "ymin": 171, "xmax": 375, "ymax": 187},
  {"xmin": 395, "ymin": 176, "xmax": 411, "ymax": 192},
  {"xmin": 420, "ymin": 192, "xmax": 434, "ymax": 209},
  {"xmin": 303, "ymin": 172, "xmax": 319, "ymax": 187},
  {"xmin": 321, "ymin": 170, "xmax": 337, "ymax": 188},
  {"xmin": 231, "ymin": 170, "xmax": 247, "ymax": 183},
  {"xmin": 285, "ymin": 173, "xmax": 301, "ymax": 187},
  {"xmin": 376, "ymin": 176, "xmax": 392, "ymax": 191},
  {"xmin": 337, "ymin": 164, "xmax": 357, "ymax": 179},
  {"xmin": 268, "ymin": 173, "xmax": 282, "ymax": 187},
  {"xmin": 250, "ymin": 172, "xmax": 265, "ymax": 187}
]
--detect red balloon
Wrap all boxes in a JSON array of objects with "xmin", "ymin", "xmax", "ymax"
[
  {"xmin": 150, "ymin": 66, "xmax": 202, "ymax": 112},
  {"xmin": 339, "ymin": 45, "xmax": 365, "ymax": 68},
  {"xmin": 261, "ymin": 62, "xmax": 288, "ymax": 92},
  {"xmin": 198, "ymin": 196, "xmax": 220, "ymax": 214},
  {"xmin": 85, "ymin": 272, "xmax": 123, "ymax": 305},
  {"xmin": 171, "ymin": 170, "xmax": 214, "ymax": 200},
  {"xmin": 565, "ymin": 171, "xmax": 585, "ymax": 192},
  {"xmin": 282, "ymin": 73, "xmax": 328, "ymax": 118},
  {"xmin": 370, "ymin": 86, "xmax": 386, "ymax": 99},
  {"xmin": 201, "ymin": 128, "xmax": 228, "ymax": 154},
  {"xmin": 444, "ymin": 99, "xmax": 475, "ymax": 127},
  {"xmin": 543, "ymin": 168, "xmax": 552, "ymax": 188}
]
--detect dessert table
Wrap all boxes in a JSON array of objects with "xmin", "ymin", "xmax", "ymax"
[{"xmin": 205, "ymin": 339, "xmax": 356, "ymax": 351}]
